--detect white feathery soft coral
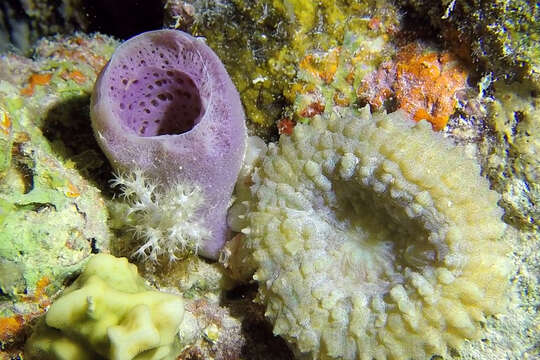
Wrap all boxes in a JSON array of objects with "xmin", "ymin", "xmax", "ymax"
[{"xmin": 110, "ymin": 169, "xmax": 210, "ymax": 262}]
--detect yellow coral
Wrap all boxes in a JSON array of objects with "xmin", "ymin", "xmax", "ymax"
[
  {"xmin": 231, "ymin": 106, "xmax": 510, "ymax": 359},
  {"xmin": 25, "ymin": 254, "xmax": 185, "ymax": 360}
]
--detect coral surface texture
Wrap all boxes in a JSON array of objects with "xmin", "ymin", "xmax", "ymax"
[{"xmin": 232, "ymin": 106, "xmax": 510, "ymax": 359}]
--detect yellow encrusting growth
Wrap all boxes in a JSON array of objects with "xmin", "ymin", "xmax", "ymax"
[
  {"xmin": 25, "ymin": 254, "xmax": 185, "ymax": 360},
  {"xmin": 231, "ymin": 106, "xmax": 510, "ymax": 359}
]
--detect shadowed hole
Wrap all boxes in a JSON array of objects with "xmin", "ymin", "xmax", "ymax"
[{"xmin": 110, "ymin": 67, "xmax": 205, "ymax": 136}]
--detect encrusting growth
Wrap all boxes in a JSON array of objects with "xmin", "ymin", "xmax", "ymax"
[
  {"xmin": 230, "ymin": 106, "xmax": 510, "ymax": 360},
  {"xmin": 359, "ymin": 44, "xmax": 468, "ymax": 130}
]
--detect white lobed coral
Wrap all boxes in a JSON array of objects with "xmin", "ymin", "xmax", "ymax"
[
  {"xmin": 230, "ymin": 106, "xmax": 511, "ymax": 360},
  {"xmin": 111, "ymin": 169, "xmax": 210, "ymax": 262}
]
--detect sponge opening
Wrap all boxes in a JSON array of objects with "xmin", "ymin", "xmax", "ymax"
[{"xmin": 110, "ymin": 67, "xmax": 204, "ymax": 137}]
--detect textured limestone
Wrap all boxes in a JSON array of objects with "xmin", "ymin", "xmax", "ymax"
[{"xmin": 481, "ymin": 80, "xmax": 539, "ymax": 230}]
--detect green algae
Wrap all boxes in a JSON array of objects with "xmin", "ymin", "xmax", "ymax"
[{"xmin": 0, "ymin": 34, "xmax": 116, "ymax": 307}]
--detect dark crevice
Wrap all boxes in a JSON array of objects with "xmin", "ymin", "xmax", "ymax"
[
  {"xmin": 1, "ymin": 0, "xmax": 164, "ymax": 53},
  {"xmin": 90, "ymin": 238, "xmax": 100, "ymax": 254},
  {"xmin": 11, "ymin": 141, "xmax": 35, "ymax": 194},
  {"xmin": 221, "ymin": 283, "xmax": 294, "ymax": 360},
  {"xmin": 13, "ymin": 202, "xmax": 56, "ymax": 212}
]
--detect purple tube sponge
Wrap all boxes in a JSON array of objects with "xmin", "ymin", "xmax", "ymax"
[{"xmin": 91, "ymin": 30, "xmax": 246, "ymax": 259}]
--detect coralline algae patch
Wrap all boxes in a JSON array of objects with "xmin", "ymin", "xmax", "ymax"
[
  {"xmin": 230, "ymin": 107, "xmax": 510, "ymax": 359},
  {"xmin": 290, "ymin": 41, "xmax": 468, "ymax": 132},
  {"xmin": 397, "ymin": 0, "xmax": 540, "ymax": 90},
  {"xmin": 0, "ymin": 33, "xmax": 117, "ymax": 356},
  {"xmin": 360, "ymin": 44, "xmax": 468, "ymax": 130},
  {"xmin": 0, "ymin": 276, "xmax": 51, "ymax": 355},
  {"xmin": 287, "ymin": 30, "xmax": 395, "ymax": 118},
  {"xmin": 11, "ymin": 34, "xmax": 116, "ymax": 104}
]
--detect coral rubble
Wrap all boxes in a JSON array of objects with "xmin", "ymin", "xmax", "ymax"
[{"xmin": 230, "ymin": 106, "xmax": 510, "ymax": 359}]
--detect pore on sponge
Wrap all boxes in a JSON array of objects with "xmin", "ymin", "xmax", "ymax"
[
  {"xmin": 90, "ymin": 30, "xmax": 247, "ymax": 259},
  {"xmin": 25, "ymin": 254, "xmax": 184, "ymax": 360}
]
